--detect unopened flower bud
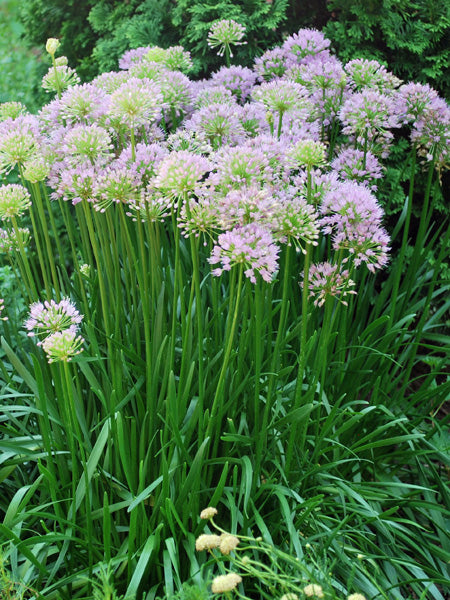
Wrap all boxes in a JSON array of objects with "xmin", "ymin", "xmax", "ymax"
[{"xmin": 46, "ymin": 38, "xmax": 60, "ymax": 56}]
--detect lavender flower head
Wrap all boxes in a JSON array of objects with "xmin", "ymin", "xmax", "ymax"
[
  {"xmin": 209, "ymin": 223, "xmax": 279, "ymax": 283},
  {"xmin": 282, "ymin": 28, "xmax": 331, "ymax": 65},
  {"xmin": 0, "ymin": 102, "xmax": 27, "ymax": 121},
  {"xmin": 339, "ymin": 89, "xmax": 402, "ymax": 156},
  {"xmin": 345, "ymin": 59, "xmax": 402, "ymax": 92},
  {"xmin": 25, "ymin": 298, "xmax": 83, "ymax": 342},
  {"xmin": 0, "ymin": 115, "xmax": 41, "ymax": 174},
  {"xmin": 320, "ymin": 181, "xmax": 390, "ymax": 272},
  {"xmin": 331, "ymin": 147, "xmax": 383, "ymax": 190},
  {"xmin": 212, "ymin": 145, "xmax": 271, "ymax": 190},
  {"xmin": 92, "ymin": 166, "xmax": 140, "ymax": 212},
  {"xmin": 185, "ymin": 103, "xmax": 246, "ymax": 148},
  {"xmin": 63, "ymin": 124, "xmax": 113, "ymax": 166},
  {"xmin": 193, "ymin": 83, "xmax": 236, "ymax": 109},
  {"xmin": 252, "ymin": 80, "xmax": 310, "ymax": 116},
  {"xmin": 0, "ymin": 226, "xmax": 30, "ymax": 253},
  {"xmin": 153, "ymin": 150, "xmax": 210, "ymax": 201},
  {"xmin": 305, "ymin": 262, "xmax": 357, "ymax": 307},
  {"xmin": 42, "ymin": 65, "xmax": 80, "ymax": 94},
  {"xmin": 58, "ymin": 83, "xmax": 110, "ymax": 124},
  {"xmin": 410, "ymin": 96, "xmax": 450, "ymax": 170},
  {"xmin": 108, "ymin": 77, "xmax": 163, "ymax": 128},
  {"xmin": 119, "ymin": 47, "xmax": 153, "ymax": 70},
  {"xmin": 210, "ymin": 66, "xmax": 256, "ymax": 102},
  {"xmin": 215, "ymin": 185, "xmax": 280, "ymax": 230},
  {"xmin": 207, "ymin": 19, "xmax": 246, "ymax": 58},
  {"xmin": 254, "ymin": 47, "xmax": 289, "ymax": 82}
]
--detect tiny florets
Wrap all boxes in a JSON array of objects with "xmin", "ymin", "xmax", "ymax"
[
  {"xmin": 195, "ymin": 534, "xmax": 222, "ymax": 551},
  {"xmin": 211, "ymin": 573, "xmax": 242, "ymax": 594},
  {"xmin": 200, "ymin": 507, "xmax": 218, "ymax": 520},
  {"xmin": 302, "ymin": 584, "xmax": 324, "ymax": 598},
  {"xmin": 0, "ymin": 184, "xmax": 32, "ymax": 220}
]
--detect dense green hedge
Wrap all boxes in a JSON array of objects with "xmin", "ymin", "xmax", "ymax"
[{"xmin": 19, "ymin": 0, "xmax": 449, "ymax": 96}]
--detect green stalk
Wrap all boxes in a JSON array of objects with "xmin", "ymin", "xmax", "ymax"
[
  {"xmin": 255, "ymin": 243, "xmax": 292, "ymax": 472},
  {"xmin": 29, "ymin": 201, "xmax": 52, "ymax": 298},
  {"xmin": 285, "ymin": 241, "xmax": 312, "ymax": 476},
  {"xmin": 10, "ymin": 215, "xmax": 38, "ymax": 300},
  {"xmin": 206, "ymin": 264, "xmax": 243, "ymax": 446},
  {"xmin": 31, "ymin": 181, "xmax": 61, "ymax": 298},
  {"xmin": 277, "ymin": 110, "xmax": 284, "ymax": 139}
]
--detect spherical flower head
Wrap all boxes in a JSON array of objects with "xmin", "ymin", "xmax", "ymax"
[
  {"xmin": 55, "ymin": 56, "xmax": 68, "ymax": 66},
  {"xmin": 216, "ymin": 185, "xmax": 279, "ymax": 230},
  {"xmin": 211, "ymin": 573, "xmax": 242, "ymax": 594},
  {"xmin": 0, "ymin": 184, "xmax": 32, "ymax": 220},
  {"xmin": 252, "ymin": 80, "xmax": 310, "ymax": 115},
  {"xmin": 305, "ymin": 262, "xmax": 356, "ymax": 307},
  {"xmin": 303, "ymin": 584, "xmax": 324, "ymax": 598},
  {"xmin": 339, "ymin": 90, "xmax": 401, "ymax": 154},
  {"xmin": 24, "ymin": 297, "xmax": 83, "ymax": 341},
  {"xmin": 397, "ymin": 82, "xmax": 439, "ymax": 123},
  {"xmin": 195, "ymin": 534, "xmax": 222, "ymax": 551},
  {"xmin": 287, "ymin": 139, "xmax": 326, "ymax": 169},
  {"xmin": 282, "ymin": 28, "xmax": 330, "ymax": 64},
  {"xmin": 46, "ymin": 38, "xmax": 60, "ymax": 56},
  {"xmin": 126, "ymin": 187, "xmax": 171, "ymax": 223},
  {"xmin": 22, "ymin": 157, "xmax": 51, "ymax": 184},
  {"xmin": 0, "ymin": 298, "xmax": 7, "ymax": 321},
  {"xmin": 63, "ymin": 124, "xmax": 113, "ymax": 166},
  {"xmin": 254, "ymin": 47, "xmax": 288, "ymax": 82},
  {"xmin": 333, "ymin": 220, "xmax": 390, "ymax": 272},
  {"xmin": 153, "ymin": 151, "xmax": 210, "ymax": 199},
  {"xmin": 331, "ymin": 147, "xmax": 382, "ymax": 190},
  {"xmin": 345, "ymin": 59, "xmax": 402, "ymax": 92},
  {"xmin": 0, "ymin": 102, "xmax": 27, "ymax": 121},
  {"xmin": 348, "ymin": 595, "xmax": 366, "ymax": 600},
  {"xmin": 41, "ymin": 330, "xmax": 84, "ymax": 363},
  {"xmin": 42, "ymin": 65, "xmax": 80, "ymax": 94},
  {"xmin": 410, "ymin": 96, "xmax": 450, "ymax": 170},
  {"xmin": 210, "ymin": 66, "xmax": 256, "ymax": 103},
  {"xmin": 185, "ymin": 104, "xmax": 246, "ymax": 149},
  {"xmin": 143, "ymin": 46, "xmax": 167, "ymax": 63},
  {"xmin": 109, "ymin": 78, "xmax": 163, "ymax": 128},
  {"xmin": 159, "ymin": 71, "xmax": 194, "ymax": 119},
  {"xmin": 213, "ymin": 146, "xmax": 271, "ymax": 190},
  {"xmin": 0, "ymin": 227, "xmax": 30, "ymax": 253},
  {"xmin": 219, "ymin": 534, "xmax": 240, "ymax": 555},
  {"xmin": 0, "ymin": 115, "xmax": 41, "ymax": 174},
  {"xmin": 209, "ymin": 223, "xmax": 280, "ymax": 284},
  {"xmin": 91, "ymin": 71, "xmax": 129, "ymax": 93},
  {"xmin": 320, "ymin": 180, "xmax": 384, "ymax": 229},
  {"xmin": 92, "ymin": 167, "xmax": 140, "ymax": 212},
  {"xmin": 119, "ymin": 47, "xmax": 153, "ymax": 70},
  {"xmin": 200, "ymin": 507, "xmax": 218, "ymax": 520},
  {"xmin": 207, "ymin": 19, "xmax": 246, "ymax": 58},
  {"xmin": 194, "ymin": 84, "xmax": 236, "ymax": 110},
  {"xmin": 59, "ymin": 83, "xmax": 110, "ymax": 124},
  {"xmin": 164, "ymin": 46, "xmax": 193, "ymax": 73},
  {"xmin": 271, "ymin": 192, "xmax": 320, "ymax": 251}
]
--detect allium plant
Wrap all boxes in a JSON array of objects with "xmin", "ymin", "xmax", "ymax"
[
  {"xmin": 207, "ymin": 19, "xmax": 247, "ymax": 67},
  {"xmin": 0, "ymin": 30, "xmax": 448, "ymax": 600}
]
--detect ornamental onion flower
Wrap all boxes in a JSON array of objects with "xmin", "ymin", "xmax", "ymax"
[
  {"xmin": 41, "ymin": 330, "xmax": 84, "ymax": 363},
  {"xmin": 24, "ymin": 297, "xmax": 83, "ymax": 341},
  {"xmin": 209, "ymin": 223, "xmax": 280, "ymax": 284},
  {"xmin": 219, "ymin": 534, "xmax": 240, "ymax": 555},
  {"xmin": 305, "ymin": 262, "xmax": 357, "ymax": 306},
  {"xmin": 303, "ymin": 584, "xmax": 324, "ymax": 598},
  {"xmin": 207, "ymin": 19, "xmax": 246, "ymax": 59},
  {"xmin": 0, "ymin": 184, "xmax": 32, "ymax": 220},
  {"xmin": 153, "ymin": 150, "xmax": 211, "ymax": 200},
  {"xmin": 108, "ymin": 77, "xmax": 163, "ymax": 128},
  {"xmin": 42, "ymin": 65, "xmax": 80, "ymax": 94},
  {"xmin": 0, "ymin": 227, "xmax": 30, "ymax": 253},
  {"xmin": 63, "ymin": 124, "xmax": 113, "ymax": 166}
]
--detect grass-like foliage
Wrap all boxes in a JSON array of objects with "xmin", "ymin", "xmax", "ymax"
[{"xmin": 0, "ymin": 25, "xmax": 449, "ymax": 600}]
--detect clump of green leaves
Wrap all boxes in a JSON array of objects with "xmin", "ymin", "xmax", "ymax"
[{"xmin": 324, "ymin": 0, "xmax": 450, "ymax": 97}]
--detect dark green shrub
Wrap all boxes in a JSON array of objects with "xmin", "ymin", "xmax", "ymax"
[{"xmin": 323, "ymin": 0, "xmax": 450, "ymax": 97}]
